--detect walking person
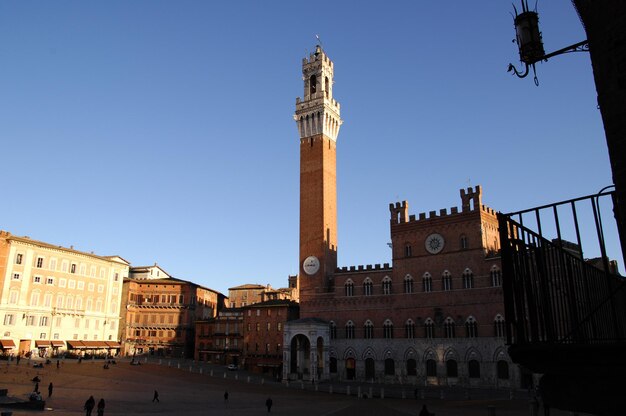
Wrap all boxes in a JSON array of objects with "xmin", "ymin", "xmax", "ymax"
[
  {"xmin": 84, "ymin": 395, "xmax": 95, "ymax": 416},
  {"xmin": 152, "ymin": 390, "xmax": 159, "ymax": 403},
  {"xmin": 224, "ymin": 390, "xmax": 229, "ymax": 402},
  {"xmin": 97, "ymin": 398, "xmax": 105, "ymax": 416},
  {"xmin": 265, "ymin": 397, "xmax": 273, "ymax": 412},
  {"xmin": 48, "ymin": 382, "xmax": 53, "ymax": 397}
]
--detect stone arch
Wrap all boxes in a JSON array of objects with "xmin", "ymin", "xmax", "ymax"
[
  {"xmin": 404, "ymin": 347, "xmax": 418, "ymax": 361},
  {"xmin": 443, "ymin": 347, "xmax": 459, "ymax": 362},
  {"xmin": 362, "ymin": 347, "xmax": 376, "ymax": 361},
  {"xmin": 465, "ymin": 347, "xmax": 483, "ymax": 362},
  {"xmin": 493, "ymin": 346, "xmax": 509, "ymax": 362},
  {"xmin": 423, "ymin": 348, "xmax": 438, "ymax": 362}
]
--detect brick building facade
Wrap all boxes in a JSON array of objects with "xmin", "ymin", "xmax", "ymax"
[
  {"xmin": 242, "ymin": 299, "xmax": 299, "ymax": 377},
  {"xmin": 121, "ymin": 265, "xmax": 224, "ymax": 358},
  {"xmin": 284, "ymin": 46, "xmax": 519, "ymax": 388}
]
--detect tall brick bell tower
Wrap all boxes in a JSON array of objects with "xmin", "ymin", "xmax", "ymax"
[{"xmin": 295, "ymin": 44, "xmax": 342, "ymax": 302}]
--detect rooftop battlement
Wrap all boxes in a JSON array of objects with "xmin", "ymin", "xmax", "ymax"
[
  {"xmin": 302, "ymin": 45, "xmax": 334, "ymax": 68},
  {"xmin": 389, "ymin": 186, "xmax": 495, "ymax": 225},
  {"xmin": 335, "ymin": 263, "xmax": 392, "ymax": 273}
]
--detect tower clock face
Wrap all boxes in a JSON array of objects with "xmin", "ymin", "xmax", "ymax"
[
  {"xmin": 425, "ymin": 233, "xmax": 445, "ymax": 254},
  {"xmin": 303, "ymin": 256, "xmax": 320, "ymax": 275}
]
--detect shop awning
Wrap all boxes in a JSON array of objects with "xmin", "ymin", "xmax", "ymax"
[
  {"xmin": 81, "ymin": 341, "xmax": 108, "ymax": 349},
  {"xmin": 67, "ymin": 340, "xmax": 86, "ymax": 349},
  {"xmin": 0, "ymin": 339, "xmax": 16, "ymax": 349},
  {"xmin": 35, "ymin": 340, "xmax": 51, "ymax": 348},
  {"xmin": 104, "ymin": 341, "xmax": 121, "ymax": 349},
  {"xmin": 51, "ymin": 340, "xmax": 65, "ymax": 348}
]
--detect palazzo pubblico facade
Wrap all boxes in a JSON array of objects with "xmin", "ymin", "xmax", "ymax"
[{"xmin": 284, "ymin": 45, "xmax": 522, "ymax": 389}]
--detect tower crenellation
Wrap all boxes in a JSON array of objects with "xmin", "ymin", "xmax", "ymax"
[{"xmin": 460, "ymin": 185, "xmax": 482, "ymax": 212}]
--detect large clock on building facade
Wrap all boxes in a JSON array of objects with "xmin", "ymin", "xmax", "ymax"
[
  {"xmin": 425, "ymin": 233, "xmax": 445, "ymax": 254},
  {"xmin": 303, "ymin": 256, "xmax": 320, "ymax": 275}
]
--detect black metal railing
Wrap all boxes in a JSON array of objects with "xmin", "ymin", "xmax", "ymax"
[{"xmin": 498, "ymin": 188, "xmax": 626, "ymax": 346}]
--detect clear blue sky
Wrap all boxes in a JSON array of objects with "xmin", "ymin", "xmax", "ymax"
[{"xmin": 0, "ymin": 2, "xmax": 617, "ymax": 294}]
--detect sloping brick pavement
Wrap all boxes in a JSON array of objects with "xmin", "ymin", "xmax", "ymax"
[{"xmin": 0, "ymin": 358, "xmax": 592, "ymax": 415}]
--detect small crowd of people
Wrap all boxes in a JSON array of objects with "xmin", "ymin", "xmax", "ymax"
[{"xmin": 84, "ymin": 395, "xmax": 106, "ymax": 416}]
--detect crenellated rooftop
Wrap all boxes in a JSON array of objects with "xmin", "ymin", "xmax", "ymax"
[
  {"xmin": 335, "ymin": 263, "xmax": 392, "ymax": 273},
  {"xmin": 389, "ymin": 186, "xmax": 496, "ymax": 225}
]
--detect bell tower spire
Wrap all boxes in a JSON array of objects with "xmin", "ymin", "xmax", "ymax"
[{"xmin": 295, "ymin": 44, "xmax": 342, "ymax": 301}]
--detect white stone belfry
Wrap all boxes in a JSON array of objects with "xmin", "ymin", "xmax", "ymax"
[{"xmin": 294, "ymin": 45, "xmax": 342, "ymax": 141}]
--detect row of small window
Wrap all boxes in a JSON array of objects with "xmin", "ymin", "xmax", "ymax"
[
  {"xmin": 5, "ymin": 290, "xmax": 116, "ymax": 313},
  {"xmin": 3, "ymin": 314, "xmax": 116, "ymax": 331},
  {"xmin": 12, "ymin": 273, "xmax": 108, "ymax": 292},
  {"xmin": 246, "ymin": 322, "xmax": 283, "ymax": 332},
  {"xmin": 129, "ymin": 293, "xmax": 184, "ymax": 305},
  {"xmin": 14, "ymin": 253, "xmax": 120, "ymax": 280},
  {"xmin": 247, "ymin": 309, "xmax": 281, "ymax": 317},
  {"xmin": 329, "ymin": 316, "xmax": 506, "ymax": 340},
  {"xmin": 245, "ymin": 342, "xmax": 281, "ymax": 354},
  {"xmin": 329, "ymin": 357, "xmax": 510, "ymax": 380},
  {"xmin": 132, "ymin": 329, "xmax": 180, "ymax": 338},
  {"xmin": 1, "ymin": 331, "xmax": 114, "ymax": 342},
  {"xmin": 130, "ymin": 314, "xmax": 179, "ymax": 325},
  {"xmin": 343, "ymin": 268, "xmax": 502, "ymax": 296}
]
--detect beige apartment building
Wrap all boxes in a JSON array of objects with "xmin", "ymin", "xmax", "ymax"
[{"xmin": 0, "ymin": 230, "xmax": 128, "ymax": 358}]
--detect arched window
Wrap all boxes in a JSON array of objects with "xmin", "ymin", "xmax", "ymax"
[
  {"xmin": 383, "ymin": 319, "xmax": 394, "ymax": 339},
  {"xmin": 404, "ymin": 243, "xmax": 412, "ymax": 257},
  {"xmin": 384, "ymin": 358, "xmax": 395, "ymax": 375},
  {"xmin": 309, "ymin": 74, "xmax": 317, "ymax": 95},
  {"xmin": 364, "ymin": 320, "xmax": 374, "ymax": 339},
  {"xmin": 463, "ymin": 268, "xmax": 474, "ymax": 289},
  {"xmin": 424, "ymin": 318, "xmax": 435, "ymax": 339},
  {"xmin": 446, "ymin": 359, "xmax": 458, "ymax": 377},
  {"xmin": 468, "ymin": 360, "xmax": 481, "ymax": 378},
  {"xmin": 444, "ymin": 317, "xmax": 456, "ymax": 338},
  {"xmin": 324, "ymin": 76, "xmax": 330, "ymax": 98},
  {"xmin": 363, "ymin": 278, "xmax": 373, "ymax": 296},
  {"xmin": 426, "ymin": 359, "xmax": 437, "ymax": 377},
  {"xmin": 404, "ymin": 274, "xmax": 414, "ymax": 293},
  {"xmin": 460, "ymin": 234, "xmax": 468, "ymax": 249},
  {"xmin": 407, "ymin": 359, "xmax": 417, "ymax": 376},
  {"xmin": 497, "ymin": 360, "xmax": 509, "ymax": 379},
  {"xmin": 491, "ymin": 266, "xmax": 502, "ymax": 287},
  {"xmin": 494, "ymin": 315, "xmax": 506, "ymax": 338},
  {"xmin": 330, "ymin": 357, "xmax": 338, "ymax": 373},
  {"xmin": 465, "ymin": 316, "xmax": 478, "ymax": 338},
  {"xmin": 442, "ymin": 271, "xmax": 452, "ymax": 291},
  {"xmin": 329, "ymin": 321, "xmax": 337, "ymax": 339},
  {"xmin": 344, "ymin": 280, "xmax": 354, "ymax": 297},
  {"xmin": 405, "ymin": 319, "xmax": 415, "ymax": 339},
  {"xmin": 345, "ymin": 321, "xmax": 355, "ymax": 339},
  {"xmin": 422, "ymin": 272, "xmax": 432, "ymax": 293},
  {"xmin": 382, "ymin": 277, "xmax": 392, "ymax": 295}
]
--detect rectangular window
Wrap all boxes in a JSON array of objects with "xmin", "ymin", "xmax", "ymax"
[
  {"xmin": 100, "ymin": 268, "xmax": 106, "ymax": 278},
  {"xmin": 88, "ymin": 283, "xmax": 94, "ymax": 292},
  {"xmin": 70, "ymin": 263, "xmax": 76, "ymax": 274},
  {"xmin": 266, "ymin": 322, "xmax": 271, "ymax": 331},
  {"xmin": 12, "ymin": 273, "xmax": 20, "ymax": 280},
  {"xmin": 77, "ymin": 281, "xmax": 84, "ymax": 290},
  {"xmin": 44, "ymin": 294, "xmax": 52, "ymax": 307},
  {"xmin": 97, "ymin": 284, "xmax": 104, "ymax": 293},
  {"xmin": 85, "ymin": 319, "xmax": 90, "ymax": 329},
  {"xmin": 277, "ymin": 322, "xmax": 282, "ymax": 331},
  {"xmin": 26, "ymin": 315, "xmax": 35, "ymax": 326},
  {"xmin": 9, "ymin": 291, "xmax": 18, "ymax": 304},
  {"xmin": 55, "ymin": 317, "xmax": 62, "ymax": 326},
  {"xmin": 40, "ymin": 332, "xmax": 46, "ymax": 339},
  {"xmin": 68, "ymin": 280, "xmax": 76, "ymax": 289},
  {"xmin": 90, "ymin": 266, "xmax": 96, "ymax": 277},
  {"xmin": 61, "ymin": 261, "xmax": 69, "ymax": 272},
  {"xmin": 39, "ymin": 316, "xmax": 48, "ymax": 326},
  {"xmin": 49, "ymin": 258, "xmax": 57, "ymax": 270},
  {"xmin": 30, "ymin": 292, "xmax": 40, "ymax": 306},
  {"xmin": 53, "ymin": 333, "xmax": 59, "ymax": 340},
  {"xmin": 59, "ymin": 278, "xmax": 67, "ymax": 288},
  {"xmin": 3, "ymin": 314, "xmax": 14, "ymax": 325},
  {"xmin": 80, "ymin": 264, "xmax": 86, "ymax": 275},
  {"xmin": 46, "ymin": 277, "xmax": 54, "ymax": 285},
  {"xmin": 114, "ymin": 272, "xmax": 119, "ymax": 281},
  {"xmin": 36, "ymin": 257, "xmax": 44, "ymax": 268},
  {"xmin": 33, "ymin": 276, "xmax": 41, "ymax": 284},
  {"xmin": 16, "ymin": 253, "xmax": 23, "ymax": 264}
]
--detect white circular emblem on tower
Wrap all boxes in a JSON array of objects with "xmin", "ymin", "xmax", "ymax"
[
  {"xmin": 303, "ymin": 256, "xmax": 320, "ymax": 275},
  {"xmin": 425, "ymin": 233, "xmax": 445, "ymax": 254}
]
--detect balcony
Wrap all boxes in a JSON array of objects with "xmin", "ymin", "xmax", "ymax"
[{"xmin": 498, "ymin": 189, "xmax": 626, "ymax": 414}]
